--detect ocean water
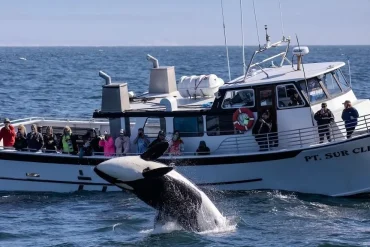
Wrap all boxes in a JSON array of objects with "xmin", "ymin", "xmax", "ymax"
[{"xmin": 1, "ymin": 46, "xmax": 370, "ymax": 246}]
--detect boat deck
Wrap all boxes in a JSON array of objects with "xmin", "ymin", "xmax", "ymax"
[{"xmin": 1, "ymin": 114, "xmax": 370, "ymax": 158}]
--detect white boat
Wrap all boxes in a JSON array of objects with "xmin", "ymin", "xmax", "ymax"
[{"xmin": 1, "ymin": 32, "xmax": 370, "ymax": 196}]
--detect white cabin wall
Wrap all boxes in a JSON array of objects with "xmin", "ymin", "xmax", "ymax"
[{"xmin": 277, "ymin": 108, "xmax": 314, "ymax": 132}]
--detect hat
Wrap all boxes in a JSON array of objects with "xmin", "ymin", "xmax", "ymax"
[
  {"xmin": 321, "ymin": 102, "xmax": 327, "ymax": 106},
  {"xmin": 3, "ymin": 118, "xmax": 10, "ymax": 123},
  {"xmin": 104, "ymin": 130, "xmax": 108, "ymax": 135},
  {"xmin": 119, "ymin": 129, "xmax": 124, "ymax": 134},
  {"xmin": 158, "ymin": 130, "xmax": 165, "ymax": 136},
  {"xmin": 342, "ymin": 100, "xmax": 351, "ymax": 104}
]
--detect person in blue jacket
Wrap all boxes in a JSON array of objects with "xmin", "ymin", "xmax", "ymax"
[{"xmin": 341, "ymin": 100, "xmax": 359, "ymax": 139}]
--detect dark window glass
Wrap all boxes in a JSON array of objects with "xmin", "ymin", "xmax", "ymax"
[
  {"xmin": 322, "ymin": 72, "xmax": 342, "ymax": 96},
  {"xmin": 206, "ymin": 114, "xmax": 237, "ymax": 136},
  {"xmin": 299, "ymin": 78, "xmax": 327, "ymax": 103},
  {"xmin": 222, "ymin": 89, "xmax": 255, "ymax": 109},
  {"xmin": 276, "ymin": 84, "xmax": 305, "ymax": 108},
  {"xmin": 334, "ymin": 69, "xmax": 350, "ymax": 90},
  {"xmin": 173, "ymin": 117, "xmax": 204, "ymax": 137}
]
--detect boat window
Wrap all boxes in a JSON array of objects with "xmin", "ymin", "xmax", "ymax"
[
  {"xmin": 206, "ymin": 115, "xmax": 238, "ymax": 136},
  {"xmin": 222, "ymin": 89, "xmax": 255, "ymax": 109},
  {"xmin": 259, "ymin": 89, "xmax": 273, "ymax": 106},
  {"xmin": 144, "ymin": 117, "xmax": 166, "ymax": 138},
  {"xmin": 173, "ymin": 117, "xmax": 204, "ymax": 137},
  {"xmin": 276, "ymin": 84, "xmax": 305, "ymax": 109},
  {"xmin": 299, "ymin": 78, "xmax": 327, "ymax": 103},
  {"xmin": 322, "ymin": 72, "xmax": 342, "ymax": 96},
  {"xmin": 333, "ymin": 69, "xmax": 350, "ymax": 90}
]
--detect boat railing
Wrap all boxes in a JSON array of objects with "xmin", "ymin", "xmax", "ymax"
[
  {"xmin": 215, "ymin": 113, "xmax": 370, "ymax": 154},
  {"xmin": 1, "ymin": 114, "xmax": 370, "ymax": 157}
]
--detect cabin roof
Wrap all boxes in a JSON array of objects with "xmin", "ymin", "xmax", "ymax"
[
  {"xmin": 220, "ymin": 62, "xmax": 345, "ymax": 90},
  {"xmin": 127, "ymin": 91, "xmax": 214, "ymax": 112}
]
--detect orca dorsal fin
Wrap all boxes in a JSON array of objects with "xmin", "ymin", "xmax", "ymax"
[
  {"xmin": 142, "ymin": 166, "xmax": 173, "ymax": 179},
  {"xmin": 140, "ymin": 142, "xmax": 169, "ymax": 161}
]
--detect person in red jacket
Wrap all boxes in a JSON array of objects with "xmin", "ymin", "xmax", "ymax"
[{"xmin": 0, "ymin": 118, "xmax": 16, "ymax": 148}]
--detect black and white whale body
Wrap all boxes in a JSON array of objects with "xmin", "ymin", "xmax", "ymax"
[{"xmin": 94, "ymin": 142, "xmax": 226, "ymax": 232}]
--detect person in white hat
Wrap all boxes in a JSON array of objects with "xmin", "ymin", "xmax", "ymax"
[{"xmin": 115, "ymin": 129, "xmax": 131, "ymax": 155}]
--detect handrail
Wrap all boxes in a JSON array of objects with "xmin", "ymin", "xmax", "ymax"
[{"xmin": 1, "ymin": 114, "xmax": 370, "ymax": 157}]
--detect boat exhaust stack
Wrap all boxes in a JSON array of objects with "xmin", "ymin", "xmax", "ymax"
[
  {"xmin": 147, "ymin": 55, "xmax": 177, "ymax": 94},
  {"xmin": 147, "ymin": 54, "xmax": 159, "ymax": 68},
  {"xmin": 99, "ymin": 71, "xmax": 112, "ymax": 85},
  {"xmin": 292, "ymin": 46, "xmax": 309, "ymax": 71}
]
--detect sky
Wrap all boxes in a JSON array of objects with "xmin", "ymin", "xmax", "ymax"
[{"xmin": 0, "ymin": 0, "xmax": 369, "ymax": 46}]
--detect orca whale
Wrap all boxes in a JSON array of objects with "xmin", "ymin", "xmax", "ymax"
[{"xmin": 94, "ymin": 142, "xmax": 226, "ymax": 232}]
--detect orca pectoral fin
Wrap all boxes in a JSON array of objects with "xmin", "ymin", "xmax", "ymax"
[
  {"xmin": 142, "ymin": 166, "xmax": 173, "ymax": 179},
  {"xmin": 140, "ymin": 142, "xmax": 169, "ymax": 161}
]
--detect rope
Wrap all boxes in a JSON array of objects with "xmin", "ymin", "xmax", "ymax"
[
  {"xmin": 252, "ymin": 0, "xmax": 261, "ymax": 48},
  {"xmin": 240, "ymin": 0, "xmax": 246, "ymax": 74},
  {"xmin": 220, "ymin": 0, "xmax": 231, "ymax": 81}
]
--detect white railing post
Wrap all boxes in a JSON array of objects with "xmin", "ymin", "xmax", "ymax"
[
  {"xmin": 298, "ymin": 129, "xmax": 302, "ymax": 147},
  {"xmin": 364, "ymin": 116, "xmax": 369, "ymax": 133}
]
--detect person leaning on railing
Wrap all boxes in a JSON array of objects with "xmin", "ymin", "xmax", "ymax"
[
  {"xmin": 27, "ymin": 124, "xmax": 44, "ymax": 152},
  {"xmin": 57, "ymin": 126, "xmax": 78, "ymax": 154},
  {"xmin": 252, "ymin": 110, "xmax": 272, "ymax": 152},
  {"xmin": 314, "ymin": 102, "xmax": 334, "ymax": 143},
  {"xmin": 0, "ymin": 118, "xmax": 16, "ymax": 148},
  {"xmin": 43, "ymin": 126, "xmax": 58, "ymax": 153},
  {"xmin": 115, "ymin": 129, "xmax": 131, "ymax": 155},
  {"xmin": 341, "ymin": 100, "xmax": 359, "ymax": 139},
  {"xmin": 14, "ymin": 124, "xmax": 28, "ymax": 151}
]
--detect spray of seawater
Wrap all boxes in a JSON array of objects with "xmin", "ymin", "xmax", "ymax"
[{"xmin": 139, "ymin": 216, "xmax": 237, "ymax": 236}]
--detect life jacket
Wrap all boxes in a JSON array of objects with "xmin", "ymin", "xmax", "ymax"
[{"xmin": 62, "ymin": 135, "xmax": 74, "ymax": 153}]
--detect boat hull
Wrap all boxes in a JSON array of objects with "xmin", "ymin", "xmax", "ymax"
[{"xmin": 1, "ymin": 134, "xmax": 370, "ymax": 196}]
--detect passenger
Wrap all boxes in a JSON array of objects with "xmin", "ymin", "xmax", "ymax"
[
  {"xmin": 115, "ymin": 129, "xmax": 131, "ymax": 155},
  {"xmin": 89, "ymin": 129, "xmax": 103, "ymax": 154},
  {"xmin": 168, "ymin": 130, "xmax": 184, "ymax": 155},
  {"xmin": 14, "ymin": 124, "xmax": 28, "ymax": 151},
  {"xmin": 79, "ymin": 130, "xmax": 94, "ymax": 157},
  {"xmin": 252, "ymin": 110, "xmax": 272, "ymax": 151},
  {"xmin": 288, "ymin": 91, "xmax": 303, "ymax": 106},
  {"xmin": 196, "ymin": 140, "xmax": 210, "ymax": 155},
  {"xmin": 27, "ymin": 124, "xmax": 44, "ymax": 152},
  {"xmin": 341, "ymin": 100, "xmax": 359, "ymax": 139},
  {"xmin": 43, "ymin": 126, "xmax": 57, "ymax": 153},
  {"xmin": 148, "ymin": 130, "xmax": 166, "ymax": 149},
  {"xmin": 133, "ymin": 128, "xmax": 150, "ymax": 154},
  {"xmin": 0, "ymin": 118, "xmax": 16, "ymax": 148},
  {"xmin": 314, "ymin": 102, "xmax": 334, "ymax": 143},
  {"xmin": 99, "ymin": 131, "xmax": 115, "ymax": 156},
  {"xmin": 58, "ymin": 126, "xmax": 78, "ymax": 154}
]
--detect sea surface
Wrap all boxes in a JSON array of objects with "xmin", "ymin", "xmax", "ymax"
[{"xmin": 1, "ymin": 46, "xmax": 370, "ymax": 247}]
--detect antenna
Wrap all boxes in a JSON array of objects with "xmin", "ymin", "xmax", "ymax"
[
  {"xmin": 252, "ymin": 0, "xmax": 261, "ymax": 49},
  {"xmin": 347, "ymin": 57, "xmax": 352, "ymax": 87},
  {"xmin": 265, "ymin": 25, "xmax": 271, "ymax": 48},
  {"xmin": 278, "ymin": 0, "xmax": 285, "ymax": 40},
  {"xmin": 295, "ymin": 34, "xmax": 310, "ymax": 104},
  {"xmin": 220, "ymin": 0, "xmax": 231, "ymax": 81},
  {"xmin": 239, "ymin": 0, "xmax": 246, "ymax": 75}
]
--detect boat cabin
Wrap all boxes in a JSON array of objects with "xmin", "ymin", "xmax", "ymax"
[{"xmin": 90, "ymin": 41, "xmax": 370, "ymax": 155}]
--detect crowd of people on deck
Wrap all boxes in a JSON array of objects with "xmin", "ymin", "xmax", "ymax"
[
  {"xmin": 0, "ymin": 99, "xmax": 361, "ymax": 155},
  {"xmin": 0, "ymin": 119, "xmax": 211, "ymax": 157}
]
